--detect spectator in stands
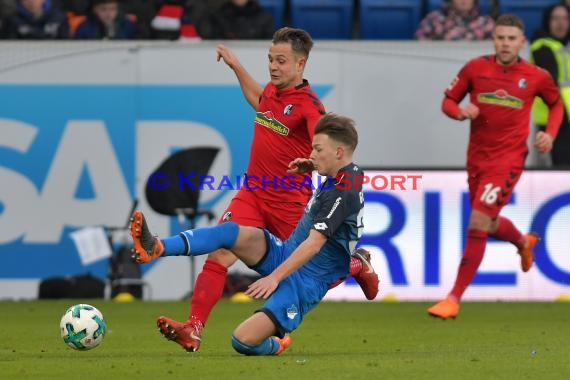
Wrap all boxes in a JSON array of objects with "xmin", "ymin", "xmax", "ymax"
[
  {"xmin": 121, "ymin": 0, "xmax": 154, "ymax": 39},
  {"xmin": 59, "ymin": 0, "xmax": 89, "ymax": 15},
  {"xmin": 200, "ymin": 0, "xmax": 274, "ymax": 40},
  {"xmin": 58, "ymin": 0, "xmax": 89, "ymax": 37},
  {"xmin": 150, "ymin": 0, "xmax": 201, "ymax": 40},
  {"xmin": 4, "ymin": 0, "xmax": 69, "ymax": 39},
  {"xmin": 530, "ymin": 4, "xmax": 570, "ymax": 166},
  {"xmin": 74, "ymin": 0, "xmax": 136, "ymax": 39},
  {"xmin": 61, "ymin": 0, "xmax": 155, "ymax": 39},
  {"xmin": 415, "ymin": 0, "xmax": 494, "ymax": 40}
]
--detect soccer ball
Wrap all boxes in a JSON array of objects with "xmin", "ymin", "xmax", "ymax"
[{"xmin": 60, "ymin": 304, "xmax": 107, "ymax": 351}]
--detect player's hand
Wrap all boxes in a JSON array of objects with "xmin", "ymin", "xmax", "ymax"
[
  {"xmin": 534, "ymin": 131, "xmax": 554, "ymax": 153},
  {"xmin": 287, "ymin": 158, "xmax": 314, "ymax": 174},
  {"xmin": 245, "ymin": 275, "xmax": 279, "ymax": 299},
  {"xmin": 216, "ymin": 44, "xmax": 238, "ymax": 69},
  {"xmin": 458, "ymin": 103, "xmax": 479, "ymax": 120}
]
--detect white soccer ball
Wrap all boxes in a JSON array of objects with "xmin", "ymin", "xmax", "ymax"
[{"xmin": 60, "ymin": 304, "xmax": 107, "ymax": 351}]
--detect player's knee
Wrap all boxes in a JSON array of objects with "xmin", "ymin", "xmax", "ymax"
[
  {"xmin": 231, "ymin": 334, "xmax": 253, "ymax": 355},
  {"xmin": 468, "ymin": 210, "xmax": 492, "ymax": 231},
  {"xmin": 207, "ymin": 247, "xmax": 239, "ymax": 268}
]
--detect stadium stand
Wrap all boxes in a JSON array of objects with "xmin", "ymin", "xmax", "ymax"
[
  {"xmin": 290, "ymin": 0, "xmax": 354, "ymax": 39},
  {"xmin": 499, "ymin": 0, "xmax": 560, "ymax": 39},
  {"xmin": 258, "ymin": 0, "xmax": 286, "ymax": 29},
  {"xmin": 426, "ymin": 0, "xmax": 494, "ymax": 15},
  {"xmin": 359, "ymin": 0, "xmax": 422, "ymax": 40}
]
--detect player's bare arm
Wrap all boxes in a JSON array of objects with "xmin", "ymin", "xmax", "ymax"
[
  {"xmin": 287, "ymin": 158, "xmax": 315, "ymax": 174},
  {"xmin": 217, "ymin": 44, "xmax": 263, "ymax": 110},
  {"xmin": 245, "ymin": 230, "xmax": 327, "ymax": 299}
]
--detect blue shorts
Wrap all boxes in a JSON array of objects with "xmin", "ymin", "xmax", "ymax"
[{"xmin": 250, "ymin": 230, "xmax": 328, "ymax": 337}]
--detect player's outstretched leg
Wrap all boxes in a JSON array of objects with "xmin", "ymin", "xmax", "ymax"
[
  {"xmin": 427, "ymin": 228, "xmax": 487, "ymax": 319},
  {"xmin": 130, "ymin": 211, "xmax": 164, "ymax": 263},
  {"xmin": 519, "ymin": 233, "xmax": 540, "ymax": 272},
  {"xmin": 351, "ymin": 248, "xmax": 379, "ymax": 300},
  {"xmin": 230, "ymin": 334, "xmax": 292, "ymax": 356},
  {"xmin": 156, "ymin": 316, "xmax": 204, "ymax": 353}
]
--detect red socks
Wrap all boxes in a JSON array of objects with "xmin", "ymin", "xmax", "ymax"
[
  {"xmin": 448, "ymin": 217, "xmax": 523, "ymax": 302},
  {"xmin": 188, "ymin": 259, "xmax": 228, "ymax": 324},
  {"xmin": 449, "ymin": 229, "xmax": 487, "ymax": 301},
  {"xmin": 349, "ymin": 256, "xmax": 363, "ymax": 277},
  {"xmin": 489, "ymin": 216, "xmax": 525, "ymax": 250}
]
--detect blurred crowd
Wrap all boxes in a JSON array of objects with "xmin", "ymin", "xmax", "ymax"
[
  {"xmin": 0, "ymin": 0, "xmax": 275, "ymax": 40},
  {"xmin": 1, "ymin": 1, "xmax": 569, "ymax": 43},
  {"xmin": 415, "ymin": 0, "xmax": 495, "ymax": 40}
]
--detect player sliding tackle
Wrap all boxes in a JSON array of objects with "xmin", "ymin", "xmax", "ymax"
[
  {"xmin": 149, "ymin": 27, "xmax": 377, "ymax": 354},
  {"xmin": 131, "ymin": 113, "xmax": 368, "ymax": 355}
]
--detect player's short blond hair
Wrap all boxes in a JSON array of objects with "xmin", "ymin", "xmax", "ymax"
[
  {"xmin": 495, "ymin": 14, "xmax": 525, "ymax": 32},
  {"xmin": 314, "ymin": 113, "xmax": 358, "ymax": 152},
  {"xmin": 272, "ymin": 27, "xmax": 314, "ymax": 59}
]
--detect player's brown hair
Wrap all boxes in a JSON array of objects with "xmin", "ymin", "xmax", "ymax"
[
  {"xmin": 314, "ymin": 113, "xmax": 358, "ymax": 152},
  {"xmin": 495, "ymin": 14, "xmax": 525, "ymax": 32},
  {"xmin": 272, "ymin": 27, "xmax": 314, "ymax": 58}
]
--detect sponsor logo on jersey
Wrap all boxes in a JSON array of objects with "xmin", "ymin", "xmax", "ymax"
[
  {"xmin": 313, "ymin": 222, "xmax": 328, "ymax": 230},
  {"xmin": 284, "ymin": 104, "xmax": 294, "ymax": 115},
  {"xmin": 477, "ymin": 89, "xmax": 523, "ymax": 109},
  {"xmin": 255, "ymin": 111, "xmax": 290, "ymax": 136},
  {"xmin": 326, "ymin": 197, "xmax": 342, "ymax": 218}
]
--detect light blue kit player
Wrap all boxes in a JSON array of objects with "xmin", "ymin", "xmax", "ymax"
[{"xmin": 130, "ymin": 113, "xmax": 367, "ymax": 356}]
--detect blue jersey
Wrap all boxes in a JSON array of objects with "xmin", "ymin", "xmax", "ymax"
[{"xmin": 286, "ymin": 163, "xmax": 364, "ymax": 285}]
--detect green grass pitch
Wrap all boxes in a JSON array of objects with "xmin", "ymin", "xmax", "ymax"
[{"xmin": 1, "ymin": 300, "xmax": 569, "ymax": 379}]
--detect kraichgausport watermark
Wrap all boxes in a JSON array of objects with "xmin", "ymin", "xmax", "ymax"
[
  {"xmin": 146, "ymin": 172, "xmax": 422, "ymax": 191},
  {"xmin": 336, "ymin": 172, "xmax": 422, "ymax": 190}
]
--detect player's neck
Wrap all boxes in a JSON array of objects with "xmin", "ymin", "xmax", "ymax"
[
  {"xmin": 277, "ymin": 79, "xmax": 305, "ymax": 92},
  {"xmin": 494, "ymin": 54, "xmax": 519, "ymax": 67},
  {"xmin": 331, "ymin": 159, "xmax": 353, "ymax": 176}
]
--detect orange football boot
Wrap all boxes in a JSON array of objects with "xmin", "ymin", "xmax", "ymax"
[
  {"xmin": 275, "ymin": 335, "xmax": 292, "ymax": 355},
  {"xmin": 427, "ymin": 297, "xmax": 460, "ymax": 320},
  {"xmin": 130, "ymin": 210, "xmax": 164, "ymax": 263},
  {"xmin": 519, "ymin": 233, "xmax": 540, "ymax": 272}
]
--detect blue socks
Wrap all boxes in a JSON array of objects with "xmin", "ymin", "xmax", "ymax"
[
  {"xmin": 161, "ymin": 222, "xmax": 240, "ymax": 256},
  {"xmin": 231, "ymin": 335, "xmax": 279, "ymax": 356}
]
